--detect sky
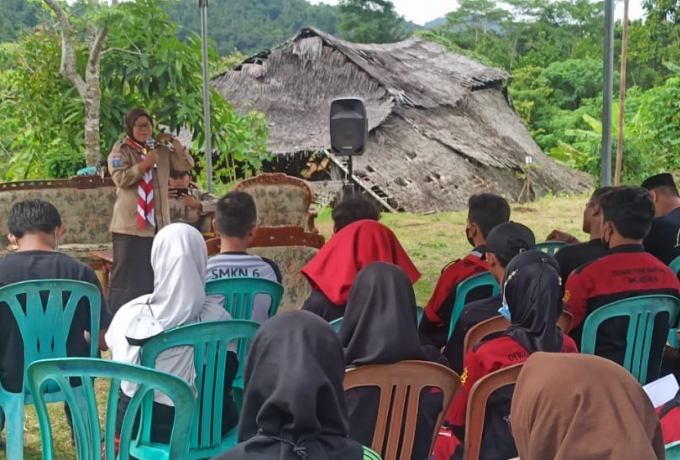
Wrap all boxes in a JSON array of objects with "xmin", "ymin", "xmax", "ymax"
[{"xmin": 309, "ymin": 0, "xmax": 646, "ymax": 26}]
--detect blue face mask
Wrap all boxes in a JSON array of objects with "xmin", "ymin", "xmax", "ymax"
[{"xmin": 498, "ymin": 303, "xmax": 511, "ymax": 321}]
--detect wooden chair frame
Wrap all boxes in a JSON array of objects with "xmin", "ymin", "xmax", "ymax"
[
  {"xmin": 206, "ymin": 227, "xmax": 325, "ymax": 257},
  {"xmin": 463, "ymin": 363, "xmax": 524, "ymax": 460},
  {"xmin": 343, "ymin": 360, "xmax": 461, "ymax": 460},
  {"xmin": 463, "ymin": 312, "xmax": 574, "ymax": 356}
]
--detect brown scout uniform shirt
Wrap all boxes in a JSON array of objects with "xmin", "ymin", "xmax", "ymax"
[
  {"xmin": 108, "ymin": 141, "xmax": 194, "ymax": 237},
  {"xmin": 169, "ymin": 187, "xmax": 217, "ymax": 229}
]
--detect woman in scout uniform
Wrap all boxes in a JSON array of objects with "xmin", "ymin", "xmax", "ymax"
[{"xmin": 107, "ymin": 108, "xmax": 194, "ymax": 314}]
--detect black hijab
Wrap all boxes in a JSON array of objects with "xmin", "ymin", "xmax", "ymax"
[
  {"xmin": 340, "ymin": 262, "xmax": 430, "ymax": 366},
  {"xmin": 212, "ymin": 311, "xmax": 363, "ymax": 460},
  {"xmin": 502, "ymin": 250, "xmax": 564, "ymax": 353}
]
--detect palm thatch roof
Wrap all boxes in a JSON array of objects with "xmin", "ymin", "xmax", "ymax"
[{"xmin": 212, "ymin": 27, "xmax": 591, "ymax": 212}]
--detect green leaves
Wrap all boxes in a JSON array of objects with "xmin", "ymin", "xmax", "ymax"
[{"xmin": 338, "ymin": 0, "xmax": 406, "ymax": 44}]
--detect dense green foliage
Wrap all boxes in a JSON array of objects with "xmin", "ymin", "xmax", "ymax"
[
  {"xmin": 338, "ymin": 0, "xmax": 406, "ymax": 43},
  {"xmin": 431, "ymin": 0, "xmax": 680, "ymax": 184}
]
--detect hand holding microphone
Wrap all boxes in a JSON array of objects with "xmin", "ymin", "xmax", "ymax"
[{"xmin": 142, "ymin": 137, "xmax": 159, "ymax": 170}]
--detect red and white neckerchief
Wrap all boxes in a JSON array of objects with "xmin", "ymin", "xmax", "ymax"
[{"xmin": 125, "ymin": 137, "xmax": 155, "ymax": 230}]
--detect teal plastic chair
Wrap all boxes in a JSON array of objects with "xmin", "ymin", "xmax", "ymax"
[
  {"xmin": 139, "ymin": 320, "xmax": 259, "ymax": 459},
  {"xmin": 27, "ymin": 358, "xmax": 196, "ymax": 460},
  {"xmin": 536, "ymin": 241, "xmax": 567, "ymax": 255},
  {"xmin": 448, "ymin": 272, "xmax": 500, "ymax": 341},
  {"xmin": 0, "ymin": 280, "xmax": 101, "ymax": 460},
  {"xmin": 363, "ymin": 446, "xmax": 382, "ymax": 459},
  {"xmin": 670, "ymin": 256, "xmax": 680, "ymax": 278},
  {"xmin": 581, "ymin": 294, "xmax": 680, "ymax": 384},
  {"xmin": 329, "ymin": 307, "xmax": 424, "ymax": 334},
  {"xmin": 205, "ymin": 277, "xmax": 284, "ymax": 320},
  {"xmin": 666, "ymin": 441, "xmax": 680, "ymax": 460}
]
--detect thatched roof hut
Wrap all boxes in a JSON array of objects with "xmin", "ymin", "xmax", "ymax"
[{"xmin": 212, "ymin": 27, "xmax": 591, "ymax": 212}]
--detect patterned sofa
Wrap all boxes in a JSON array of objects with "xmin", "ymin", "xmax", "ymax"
[{"xmin": 0, "ymin": 176, "xmax": 116, "ymax": 251}]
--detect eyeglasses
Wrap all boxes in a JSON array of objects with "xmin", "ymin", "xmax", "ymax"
[{"xmin": 134, "ymin": 123, "xmax": 152, "ymax": 129}]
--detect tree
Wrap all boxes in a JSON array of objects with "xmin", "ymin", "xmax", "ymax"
[
  {"xmin": 338, "ymin": 0, "xmax": 405, "ymax": 44},
  {"xmin": 41, "ymin": 0, "xmax": 118, "ymax": 166}
]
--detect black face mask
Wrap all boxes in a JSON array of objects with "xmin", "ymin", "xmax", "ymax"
[{"xmin": 465, "ymin": 227, "xmax": 475, "ymax": 248}]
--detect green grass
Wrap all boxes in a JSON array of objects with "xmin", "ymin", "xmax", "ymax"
[{"xmin": 3, "ymin": 194, "xmax": 588, "ymax": 459}]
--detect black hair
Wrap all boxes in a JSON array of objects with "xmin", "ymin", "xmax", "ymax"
[
  {"xmin": 8, "ymin": 199, "xmax": 62, "ymax": 239},
  {"xmin": 600, "ymin": 186, "xmax": 655, "ymax": 240},
  {"xmin": 332, "ymin": 194, "xmax": 380, "ymax": 232},
  {"xmin": 468, "ymin": 193, "xmax": 511, "ymax": 238},
  {"xmin": 215, "ymin": 191, "xmax": 257, "ymax": 239},
  {"xmin": 590, "ymin": 186, "xmax": 616, "ymax": 204}
]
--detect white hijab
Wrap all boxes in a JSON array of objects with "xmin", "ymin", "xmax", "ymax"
[{"xmin": 106, "ymin": 223, "xmax": 229, "ymax": 405}]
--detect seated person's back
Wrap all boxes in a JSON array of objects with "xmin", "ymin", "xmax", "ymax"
[
  {"xmin": 340, "ymin": 262, "xmax": 447, "ymax": 460},
  {"xmin": 206, "ymin": 192, "xmax": 281, "ymax": 323},
  {"xmin": 564, "ymin": 186, "xmax": 680, "ymax": 383},
  {"xmin": 301, "ymin": 219, "xmax": 420, "ymax": 322},
  {"xmin": 511, "ymin": 353, "xmax": 665, "ymax": 460},
  {"xmin": 443, "ymin": 222, "xmax": 535, "ymax": 374},
  {"xmin": 0, "ymin": 199, "xmax": 110, "ymax": 393},
  {"xmin": 419, "ymin": 194, "xmax": 511, "ymax": 349},
  {"xmin": 106, "ymin": 223, "xmax": 238, "ymax": 445},
  {"xmin": 435, "ymin": 250, "xmax": 578, "ymax": 460},
  {"xmin": 212, "ymin": 310, "xmax": 366, "ymax": 460}
]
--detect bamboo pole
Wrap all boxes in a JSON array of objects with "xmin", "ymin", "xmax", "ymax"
[{"xmin": 614, "ymin": 0, "xmax": 630, "ymax": 186}]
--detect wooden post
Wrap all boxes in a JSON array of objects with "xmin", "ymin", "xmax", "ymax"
[
  {"xmin": 614, "ymin": 0, "xmax": 630, "ymax": 186},
  {"xmin": 525, "ymin": 156, "xmax": 533, "ymax": 203}
]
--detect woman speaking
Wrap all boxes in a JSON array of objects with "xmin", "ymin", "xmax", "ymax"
[{"xmin": 107, "ymin": 108, "xmax": 194, "ymax": 313}]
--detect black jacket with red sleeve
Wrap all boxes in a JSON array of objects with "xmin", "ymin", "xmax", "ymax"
[
  {"xmin": 419, "ymin": 248, "xmax": 490, "ymax": 349},
  {"xmin": 564, "ymin": 244, "xmax": 680, "ymax": 383}
]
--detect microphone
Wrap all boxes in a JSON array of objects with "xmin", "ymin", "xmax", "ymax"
[{"xmin": 146, "ymin": 137, "xmax": 157, "ymax": 169}]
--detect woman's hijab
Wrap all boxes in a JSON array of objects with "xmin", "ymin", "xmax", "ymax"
[
  {"xmin": 302, "ymin": 220, "xmax": 420, "ymax": 306},
  {"xmin": 502, "ymin": 250, "xmax": 563, "ymax": 353},
  {"xmin": 511, "ymin": 352, "xmax": 666, "ymax": 460},
  {"xmin": 124, "ymin": 108, "xmax": 152, "ymax": 144},
  {"xmin": 106, "ymin": 223, "xmax": 228, "ymax": 404},
  {"xmin": 340, "ymin": 262, "xmax": 427, "ymax": 366},
  {"xmin": 214, "ymin": 311, "xmax": 364, "ymax": 460}
]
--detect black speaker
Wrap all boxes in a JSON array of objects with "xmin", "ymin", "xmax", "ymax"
[{"xmin": 330, "ymin": 98, "xmax": 368, "ymax": 156}]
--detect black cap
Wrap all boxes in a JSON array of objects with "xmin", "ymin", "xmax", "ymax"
[
  {"xmin": 641, "ymin": 173, "xmax": 676, "ymax": 190},
  {"xmin": 486, "ymin": 222, "xmax": 536, "ymax": 261}
]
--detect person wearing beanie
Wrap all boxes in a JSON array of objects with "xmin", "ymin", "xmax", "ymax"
[{"xmin": 641, "ymin": 173, "xmax": 680, "ymax": 266}]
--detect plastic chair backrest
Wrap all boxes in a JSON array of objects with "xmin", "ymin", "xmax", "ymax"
[
  {"xmin": 27, "ymin": 358, "xmax": 196, "ymax": 460},
  {"xmin": 363, "ymin": 446, "xmax": 383, "ymax": 460},
  {"xmin": 581, "ymin": 294, "xmax": 680, "ymax": 384},
  {"xmin": 670, "ymin": 256, "xmax": 680, "ymax": 278},
  {"xmin": 139, "ymin": 320, "xmax": 259, "ymax": 458},
  {"xmin": 536, "ymin": 241, "xmax": 567, "ymax": 255},
  {"xmin": 205, "ymin": 277, "xmax": 284, "ymax": 320},
  {"xmin": 463, "ymin": 312, "xmax": 574, "ymax": 356},
  {"xmin": 343, "ymin": 360, "xmax": 461, "ymax": 460},
  {"xmin": 449, "ymin": 273, "xmax": 500, "ymax": 340},
  {"xmin": 330, "ymin": 307, "xmax": 424, "ymax": 334},
  {"xmin": 464, "ymin": 363, "xmax": 523, "ymax": 460},
  {"xmin": 666, "ymin": 441, "xmax": 680, "ymax": 460},
  {"xmin": 0, "ymin": 279, "xmax": 102, "ymax": 391}
]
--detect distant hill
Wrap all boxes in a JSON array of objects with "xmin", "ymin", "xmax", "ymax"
[{"xmin": 423, "ymin": 16, "xmax": 447, "ymax": 28}]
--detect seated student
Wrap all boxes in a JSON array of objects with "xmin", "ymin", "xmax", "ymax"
[
  {"xmin": 206, "ymin": 192, "xmax": 282, "ymax": 323},
  {"xmin": 443, "ymin": 222, "xmax": 535, "ymax": 374},
  {"xmin": 0, "ymin": 199, "xmax": 111, "ymax": 441},
  {"xmin": 168, "ymin": 169, "xmax": 217, "ymax": 230},
  {"xmin": 434, "ymin": 250, "xmax": 578, "ymax": 460},
  {"xmin": 660, "ymin": 390, "xmax": 680, "ymax": 446},
  {"xmin": 419, "ymin": 194, "xmax": 511, "ymax": 349},
  {"xmin": 106, "ymin": 223, "xmax": 238, "ymax": 447},
  {"xmin": 564, "ymin": 186, "xmax": 680, "ymax": 383},
  {"xmin": 340, "ymin": 262, "xmax": 447, "ymax": 460},
  {"xmin": 642, "ymin": 173, "xmax": 680, "ymax": 265},
  {"xmin": 331, "ymin": 194, "xmax": 380, "ymax": 233},
  {"xmin": 301, "ymin": 219, "xmax": 420, "ymax": 322},
  {"xmin": 212, "ymin": 310, "xmax": 365, "ymax": 460},
  {"xmin": 511, "ymin": 353, "xmax": 666, "ymax": 460},
  {"xmin": 548, "ymin": 186, "xmax": 613, "ymax": 285}
]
